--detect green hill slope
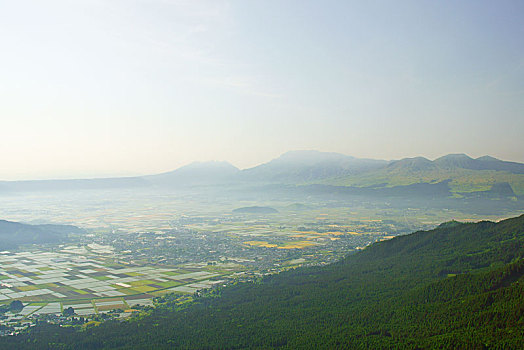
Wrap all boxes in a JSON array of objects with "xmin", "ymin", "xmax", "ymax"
[
  {"xmin": 323, "ymin": 159, "xmax": 524, "ymax": 197},
  {"xmin": 3, "ymin": 215, "xmax": 523, "ymax": 349},
  {"xmin": 0, "ymin": 220, "xmax": 85, "ymax": 250}
]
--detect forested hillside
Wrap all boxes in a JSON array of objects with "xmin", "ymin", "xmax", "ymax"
[
  {"xmin": 2, "ymin": 215, "xmax": 523, "ymax": 349},
  {"xmin": 0, "ymin": 220, "xmax": 84, "ymax": 250}
]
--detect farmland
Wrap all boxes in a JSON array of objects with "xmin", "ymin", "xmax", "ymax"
[
  {"xmin": 0, "ymin": 247, "xmax": 227, "ymax": 323},
  {"xmin": 0, "ymin": 187, "xmax": 521, "ymax": 334}
]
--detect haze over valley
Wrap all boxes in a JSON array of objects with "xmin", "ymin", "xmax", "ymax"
[
  {"xmin": 1, "ymin": 150, "xmax": 522, "ymax": 336},
  {"xmin": 0, "ymin": 0, "xmax": 523, "ymax": 348}
]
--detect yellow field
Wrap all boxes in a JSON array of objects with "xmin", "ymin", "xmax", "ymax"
[
  {"xmin": 115, "ymin": 288, "xmax": 136, "ymax": 295},
  {"xmin": 291, "ymin": 234, "xmax": 317, "ymax": 238},
  {"xmin": 292, "ymin": 231, "xmax": 345, "ymax": 238},
  {"xmin": 129, "ymin": 280, "xmax": 156, "ymax": 287},
  {"xmin": 293, "ymin": 231, "xmax": 319, "ymax": 235},
  {"xmin": 243, "ymin": 241, "xmax": 278, "ymax": 248},
  {"xmin": 277, "ymin": 241, "xmax": 317, "ymax": 249},
  {"xmin": 125, "ymin": 272, "xmax": 144, "ymax": 277},
  {"xmin": 73, "ymin": 288, "xmax": 90, "ymax": 295},
  {"xmin": 324, "ymin": 231, "xmax": 344, "ymax": 235},
  {"xmin": 131, "ymin": 285, "xmax": 157, "ymax": 293},
  {"xmin": 18, "ymin": 285, "xmax": 39, "ymax": 291},
  {"xmin": 245, "ymin": 240, "xmax": 317, "ymax": 249}
]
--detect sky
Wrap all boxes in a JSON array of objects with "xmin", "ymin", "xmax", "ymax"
[{"xmin": 1, "ymin": 0, "xmax": 523, "ymax": 180}]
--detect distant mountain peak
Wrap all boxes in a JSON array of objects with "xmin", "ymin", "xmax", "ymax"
[
  {"xmin": 397, "ymin": 156, "xmax": 432, "ymax": 162},
  {"xmin": 147, "ymin": 160, "xmax": 239, "ymax": 186},
  {"xmin": 241, "ymin": 151, "xmax": 387, "ymax": 183},
  {"xmin": 434, "ymin": 153, "xmax": 476, "ymax": 169},
  {"xmin": 387, "ymin": 157, "xmax": 435, "ymax": 171},
  {"xmin": 476, "ymin": 155, "xmax": 500, "ymax": 162},
  {"xmin": 430, "ymin": 154, "xmax": 524, "ymax": 174},
  {"xmin": 436, "ymin": 153, "xmax": 474, "ymax": 161}
]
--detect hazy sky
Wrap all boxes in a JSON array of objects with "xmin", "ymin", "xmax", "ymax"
[{"xmin": 1, "ymin": 0, "xmax": 523, "ymax": 180}]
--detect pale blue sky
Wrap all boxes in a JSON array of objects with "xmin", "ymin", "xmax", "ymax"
[{"xmin": 1, "ymin": 0, "xmax": 523, "ymax": 180}]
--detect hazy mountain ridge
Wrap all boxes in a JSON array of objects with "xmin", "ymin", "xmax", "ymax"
[
  {"xmin": 146, "ymin": 161, "xmax": 240, "ymax": 187},
  {"xmin": 1, "ymin": 151, "xmax": 524, "ymax": 197},
  {"xmin": 232, "ymin": 206, "xmax": 279, "ymax": 214},
  {"xmin": 240, "ymin": 150, "xmax": 387, "ymax": 183},
  {"xmin": 436, "ymin": 154, "xmax": 524, "ymax": 173}
]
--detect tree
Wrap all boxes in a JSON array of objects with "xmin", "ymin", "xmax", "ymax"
[
  {"xmin": 9, "ymin": 300, "xmax": 23, "ymax": 312},
  {"xmin": 62, "ymin": 307, "xmax": 74, "ymax": 316}
]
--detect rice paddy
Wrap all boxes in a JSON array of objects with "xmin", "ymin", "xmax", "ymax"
[{"xmin": 0, "ymin": 249, "xmax": 223, "ymax": 317}]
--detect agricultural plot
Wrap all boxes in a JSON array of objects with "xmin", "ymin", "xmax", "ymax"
[{"xmin": 0, "ymin": 249, "xmax": 224, "ymax": 321}]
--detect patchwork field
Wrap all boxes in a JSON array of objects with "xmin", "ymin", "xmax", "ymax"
[{"xmin": 0, "ymin": 249, "xmax": 223, "ymax": 319}]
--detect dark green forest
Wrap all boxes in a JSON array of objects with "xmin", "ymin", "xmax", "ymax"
[{"xmin": 2, "ymin": 215, "xmax": 523, "ymax": 349}]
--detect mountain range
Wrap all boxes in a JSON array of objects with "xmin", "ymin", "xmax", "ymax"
[{"xmin": 2, "ymin": 151, "xmax": 524, "ymax": 198}]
